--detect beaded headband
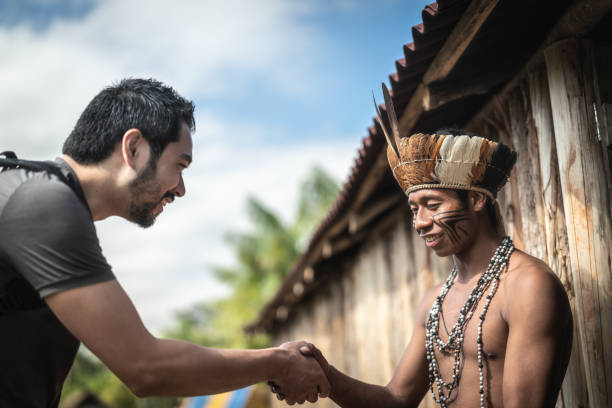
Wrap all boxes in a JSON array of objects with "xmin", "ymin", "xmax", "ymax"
[{"xmin": 373, "ymin": 83, "xmax": 517, "ymax": 200}]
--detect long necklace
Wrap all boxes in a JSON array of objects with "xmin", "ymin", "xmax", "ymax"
[{"xmin": 425, "ymin": 236, "xmax": 514, "ymax": 407}]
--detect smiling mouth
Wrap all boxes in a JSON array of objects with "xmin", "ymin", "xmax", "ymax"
[
  {"xmin": 161, "ymin": 195, "xmax": 175, "ymax": 206},
  {"xmin": 154, "ymin": 197, "xmax": 173, "ymax": 215},
  {"xmin": 423, "ymin": 233, "xmax": 443, "ymax": 243}
]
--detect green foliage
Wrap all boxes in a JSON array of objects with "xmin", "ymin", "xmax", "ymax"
[{"xmin": 294, "ymin": 165, "xmax": 341, "ymax": 243}]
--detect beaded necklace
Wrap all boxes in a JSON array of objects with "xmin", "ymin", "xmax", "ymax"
[{"xmin": 425, "ymin": 236, "xmax": 514, "ymax": 407}]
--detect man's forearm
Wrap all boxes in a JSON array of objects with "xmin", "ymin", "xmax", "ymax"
[
  {"xmin": 325, "ymin": 365, "xmax": 407, "ymax": 408},
  {"xmin": 46, "ymin": 281, "xmax": 326, "ymax": 400},
  {"xmin": 125, "ymin": 338, "xmax": 287, "ymax": 397}
]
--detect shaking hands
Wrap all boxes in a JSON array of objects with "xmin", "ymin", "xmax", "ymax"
[{"xmin": 268, "ymin": 341, "xmax": 331, "ymax": 405}]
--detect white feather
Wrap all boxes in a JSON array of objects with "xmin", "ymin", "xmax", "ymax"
[{"xmin": 434, "ymin": 135, "xmax": 484, "ymax": 185}]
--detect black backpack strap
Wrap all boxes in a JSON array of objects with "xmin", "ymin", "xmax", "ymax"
[{"xmin": 0, "ymin": 151, "xmax": 87, "ymax": 207}]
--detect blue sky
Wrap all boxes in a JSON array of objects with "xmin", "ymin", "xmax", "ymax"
[{"xmin": 0, "ymin": 0, "xmax": 431, "ymax": 333}]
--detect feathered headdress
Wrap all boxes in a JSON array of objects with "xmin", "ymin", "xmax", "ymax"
[{"xmin": 373, "ymin": 83, "xmax": 517, "ymax": 201}]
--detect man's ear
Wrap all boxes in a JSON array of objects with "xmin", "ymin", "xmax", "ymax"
[
  {"xmin": 121, "ymin": 129, "xmax": 145, "ymax": 169},
  {"xmin": 469, "ymin": 191, "xmax": 488, "ymax": 212}
]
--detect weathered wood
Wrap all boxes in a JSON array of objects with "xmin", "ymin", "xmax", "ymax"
[
  {"xmin": 398, "ymin": 84, "xmax": 428, "ymax": 137},
  {"xmin": 397, "ymin": 0, "xmax": 500, "ymax": 135},
  {"xmin": 348, "ymin": 193, "xmax": 401, "ymax": 234},
  {"xmin": 423, "ymin": 0, "xmax": 500, "ymax": 85},
  {"xmin": 423, "ymin": 78, "xmax": 492, "ymax": 112},
  {"xmin": 485, "ymin": 103, "xmax": 528, "ymax": 251},
  {"xmin": 592, "ymin": 46, "xmax": 612, "ymax": 212},
  {"xmin": 351, "ymin": 150, "xmax": 390, "ymax": 211},
  {"xmin": 374, "ymin": 232, "xmax": 395, "ymax": 382},
  {"xmin": 324, "ymin": 230, "xmax": 366, "ymax": 259},
  {"xmin": 508, "ymin": 83, "xmax": 548, "ymax": 259},
  {"xmin": 544, "ymin": 38, "xmax": 612, "ymax": 408},
  {"xmin": 528, "ymin": 68, "xmax": 559, "ymax": 269},
  {"xmin": 468, "ymin": 0, "xmax": 612, "ymax": 131},
  {"xmin": 528, "ymin": 65, "xmax": 589, "ymax": 408},
  {"xmin": 341, "ymin": 266, "xmax": 358, "ymax": 378},
  {"xmin": 388, "ymin": 210, "xmax": 413, "ymax": 364},
  {"xmin": 547, "ymin": 0, "xmax": 612, "ymax": 43}
]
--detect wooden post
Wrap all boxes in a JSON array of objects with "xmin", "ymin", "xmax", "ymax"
[
  {"xmin": 528, "ymin": 69, "xmax": 560, "ymax": 271},
  {"xmin": 507, "ymin": 84, "xmax": 548, "ymax": 259},
  {"xmin": 528, "ymin": 65, "xmax": 589, "ymax": 408},
  {"xmin": 544, "ymin": 38, "xmax": 612, "ymax": 407}
]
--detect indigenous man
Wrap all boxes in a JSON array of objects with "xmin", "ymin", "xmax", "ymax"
[
  {"xmin": 0, "ymin": 78, "xmax": 329, "ymax": 407},
  {"xmin": 274, "ymin": 127, "xmax": 573, "ymax": 407}
]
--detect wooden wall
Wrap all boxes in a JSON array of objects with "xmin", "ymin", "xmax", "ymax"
[{"xmin": 269, "ymin": 39, "xmax": 611, "ymax": 408}]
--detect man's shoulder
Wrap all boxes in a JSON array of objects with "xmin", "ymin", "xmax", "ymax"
[
  {"xmin": 3, "ymin": 170, "xmax": 85, "ymax": 215},
  {"xmin": 505, "ymin": 250, "xmax": 559, "ymax": 290},
  {"xmin": 0, "ymin": 171, "xmax": 94, "ymax": 246},
  {"xmin": 503, "ymin": 250, "xmax": 570, "ymax": 322}
]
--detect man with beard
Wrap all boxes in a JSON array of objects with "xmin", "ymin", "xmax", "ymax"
[
  {"xmin": 271, "ymin": 88, "xmax": 572, "ymax": 407},
  {"xmin": 0, "ymin": 78, "xmax": 329, "ymax": 407}
]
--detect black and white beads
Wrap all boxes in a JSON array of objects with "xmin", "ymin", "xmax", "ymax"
[{"xmin": 425, "ymin": 236, "xmax": 514, "ymax": 408}]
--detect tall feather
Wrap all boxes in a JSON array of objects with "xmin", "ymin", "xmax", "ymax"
[
  {"xmin": 373, "ymin": 91, "xmax": 400, "ymax": 160},
  {"xmin": 434, "ymin": 135, "xmax": 485, "ymax": 185},
  {"xmin": 382, "ymin": 83, "xmax": 402, "ymax": 156}
]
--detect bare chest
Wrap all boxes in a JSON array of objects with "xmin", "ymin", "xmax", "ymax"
[{"xmin": 426, "ymin": 278, "xmax": 509, "ymax": 407}]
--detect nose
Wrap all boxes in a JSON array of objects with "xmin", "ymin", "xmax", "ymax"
[
  {"xmin": 174, "ymin": 174, "xmax": 186, "ymax": 197},
  {"xmin": 413, "ymin": 208, "xmax": 432, "ymax": 233}
]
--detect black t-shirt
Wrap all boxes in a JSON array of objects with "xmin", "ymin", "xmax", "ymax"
[{"xmin": 0, "ymin": 159, "xmax": 115, "ymax": 407}]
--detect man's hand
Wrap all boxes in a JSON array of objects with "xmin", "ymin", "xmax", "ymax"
[
  {"xmin": 296, "ymin": 342, "xmax": 330, "ymax": 376},
  {"xmin": 268, "ymin": 341, "xmax": 330, "ymax": 405}
]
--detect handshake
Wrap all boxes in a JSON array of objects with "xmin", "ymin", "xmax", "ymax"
[{"xmin": 267, "ymin": 341, "xmax": 331, "ymax": 405}]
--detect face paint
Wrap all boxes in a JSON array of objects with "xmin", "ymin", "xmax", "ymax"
[{"xmin": 431, "ymin": 209, "xmax": 470, "ymax": 243}]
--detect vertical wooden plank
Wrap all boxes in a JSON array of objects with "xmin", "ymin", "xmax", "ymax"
[
  {"xmin": 478, "ymin": 104, "xmax": 527, "ymax": 250},
  {"xmin": 390, "ymin": 210, "xmax": 414, "ymax": 365},
  {"xmin": 326, "ymin": 278, "xmax": 345, "ymax": 408},
  {"xmin": 528, "ymin": 66, "xmax": 589, "ymax": 408},
  {"xmin": 509, "ymin": 83, "xmax": 549, "ymax": 260},
  {"xmin": 312, "ymin": 292, "xmax": 333, "ymax": 408},
  {"xmin": 352, "ymin": 246, "xmax": 378, "ymax": 383},
  {"xmin": 528, "ymin": 68, "xmax": 563, "ymax": 274},
  {"xmin": 329, "ymin": 278, "xmax": 346, "ymax": 377},
  {"xmin": 544, "ymin": 38, "xmax": 612, "ymax": 408},
  {"xmin": 375, "ymin": 231, "xmax": 395, "ymax": 382},
  {"xmin": 341, "ymin": 264, "xmax": 357, "ymax": 378},
  {"xmin": 402, "ymin": 211, "xmax": 423, "ymax": 317}
]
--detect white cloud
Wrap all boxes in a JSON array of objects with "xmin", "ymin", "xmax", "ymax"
[
  {"xmin": 0, "ymin": 0, "xmax": 360, "ymax": 334},
  {"xmin": 0, "ymin": 0, "xmax": 325, "ymax": 158}
]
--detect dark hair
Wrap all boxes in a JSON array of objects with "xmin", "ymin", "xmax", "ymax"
[
  {"xmin": 62, "ymin": 78, "xmax": 195, "ymax": 164},
  {"xmin": 455, "ymin": 189, "xmax": 499, "ymax": 231}
]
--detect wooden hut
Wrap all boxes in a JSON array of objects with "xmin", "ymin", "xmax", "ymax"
[{"xmin": 248, "ymin": 0, "xmax": 612, "ymax": 406}]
